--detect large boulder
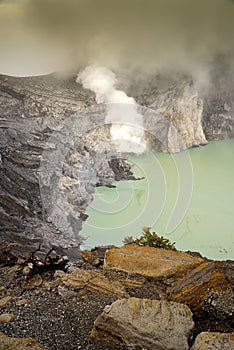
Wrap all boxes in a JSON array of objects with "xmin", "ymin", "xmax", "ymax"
[
  {"xmin": 191, "ymin": 332, "xmax": 234, "ymax": 350},
  {"xmin": 169, "ymin": 261, "xmax": 234, "ymax": 325},
  {"xmin": 91, "ymin": 297, "xmax": 194, "ymax": 350},
  {"xmin": 104, "ymin": 244, "xmax": 205, "ymax": 280}
]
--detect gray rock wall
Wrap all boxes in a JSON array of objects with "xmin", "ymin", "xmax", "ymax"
[{"xmin": 0, "ymin": 73, "xmax": 233, "ymax": 253}]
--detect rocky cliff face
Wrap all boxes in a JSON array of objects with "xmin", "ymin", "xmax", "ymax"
[
  {"xmin": 0, "ymin": 74, "xmax": 138, "ymax": 254},
  {"xmin": 0, "ymin": 73, "xmax": 233, "ymax": 253},
  {"xmin": 137, "ymin": 77, "xmax": 207, "ymax": 152}
]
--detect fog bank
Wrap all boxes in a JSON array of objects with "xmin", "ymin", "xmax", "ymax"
[{"xmin": 0, "ymin": 0, "xmax": 234, "ymax": 87}]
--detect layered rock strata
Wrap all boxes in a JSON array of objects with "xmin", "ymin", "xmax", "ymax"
[
  {"xmin": 0, "ymin": 73, "xmax": 233, "ymax": 251},
  {"xmin": 91, "ymin": 297, "xmax": 194, "ymax": 350}
]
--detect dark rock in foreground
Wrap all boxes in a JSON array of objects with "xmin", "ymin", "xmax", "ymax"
[{"xmin": 169, "ymin": 261, "xmax": 234, "ymax": 330}]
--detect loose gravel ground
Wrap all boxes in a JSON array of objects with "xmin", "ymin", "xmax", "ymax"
[
  {"xmin": 1, "ymin": 290, "xmax": 118, "ymax": 350},
  {"xmin": 0, "ymin": 258, "xmax": 167, "ymax": 350},
  {"xmin": 0, "ymin": 262, "xmax": 123, "ymax": 350}
]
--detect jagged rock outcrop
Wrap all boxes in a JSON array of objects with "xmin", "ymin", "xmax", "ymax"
[
  {"xmin": 202, "ymin": 95, "xmax": 234, "ymax": 141},
  {"xmin": 104, "ymin": 244, "xmax": 205, "ymax": 280},
  {"xmin": 53, "ymin": 268, "xmax": 129, "ymax": 298},
  {"xmin": 0, "ymin": 74, "xmax": 136, "ymax": 254},
  {"xmin": 191, "ymin": 332, "xmax": 234, "ymax": 350},
  {"xmin": 91, "ymin": 297, "xmax": 194, "ymax": 350},
  {"xmin": 169, "ymin": 261, "xmax": 234, "ymax": 329},
  {"xmin": 139, "ymin": 78, "xmax": 208, "ymax": 152},
  {"xmin": 0, "ymin": 74, "xmax": 91, "ymax": 253},
  {"xmin": 201, "ymin": 55, "xmax": 234, "ymax": 141}
]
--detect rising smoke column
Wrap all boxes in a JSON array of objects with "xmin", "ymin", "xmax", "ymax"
[{"xmin": 77, "ymin": 66, "xmax": 147, "ymax": 154}]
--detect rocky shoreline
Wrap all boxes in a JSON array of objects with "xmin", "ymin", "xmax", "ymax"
[{"xmin": 0, "ymin": 244, "xmax": 233, "ymax": 349}]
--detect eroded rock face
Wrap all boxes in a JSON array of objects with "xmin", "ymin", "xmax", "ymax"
[
  {"xmin": 104, "ymin": 244, "xmax": 205, "ymax": 280},
  {"xmin": 141, "ymin": 78, "xmax": 207, "ymax": 152},
  {"xmin": 0, "ymin": 74, "xmax": 89, "ymax": 253},
  {"xmin": 91, "ymin": 297, "xmax": 194, "ymax": 350},
  {"xmin": 202, "ymin": 55, "xmax": 234, "ymax": 141},
  {"xmin": 191, "ymin": 332, "xmax": 234, "ymax": 350},
  {"xmin": 0, "ymin": 74, "xmax": 136, "ymax": 254},
  {"xmin": 0, "ymin": 331, "xmax": 45, "ymax": 350},
  {"xmin": 54, "ymin": 268, "xmax": 129, "ymax": 298},
  {"xmin": 169, "ymin": 261, "xmax": 234, "ymax": 327}
]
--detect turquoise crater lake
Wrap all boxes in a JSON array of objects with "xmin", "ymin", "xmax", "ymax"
[{"xmin": 80, "ymin": 139, "xmax": 234, "ymax": 260}]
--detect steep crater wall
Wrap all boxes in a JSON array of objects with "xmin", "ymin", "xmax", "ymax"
[{"xmin": 0, "ymin": 73, "xmax": 233, "ymax": 255}]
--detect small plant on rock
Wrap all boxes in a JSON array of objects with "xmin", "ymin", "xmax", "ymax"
[{"xmin": 123, "ymin": 226, "xmax": 176, "ymax": 250}]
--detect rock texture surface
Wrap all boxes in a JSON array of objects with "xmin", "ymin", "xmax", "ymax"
[
  {"xmin": 91, "ymin": 297, "xmax": 194, "ymax": 350},
  {"xmin": 191, "ymin": 332, "xmax": 234, "ymax": 350},
  {"xmin": 201, "ymin": 55, "xmax": 234, "ymax": 141},
  {"xmin": 22, "ymin": 274, "xmax": 43, "ymax": 290},
  {"xmin": 169, "ymin": 261, "xmax": 234, "ymax": 328},
  {"xmin": 140, "ymin": 78, "xmax": 207, "ymax": 152},
  {"xmin": 104, "ymin": 244, "xmax": 205, "ymax": 279},
  {"xmin": 80, "ymin": 246, "xmax": 115, "ymax": 267},
  {"xmin": 54, "ymin": 268, "xmax": 129, "ymax": 298},
  {"xmin": 0, "ymin": 296, "xmax": 12, "ymax": 308},
  {"xmin": 0, "ymin": 331, "xmax": 45, "ymax": 350},
  {"xmin": 0, "ymin": 313, "xmax": 14, "ymax": 323}
]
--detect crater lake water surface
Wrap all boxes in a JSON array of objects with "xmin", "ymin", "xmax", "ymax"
[{"xmin": 80, "ymin": 139, "xmax": 234, "ymax": 260}]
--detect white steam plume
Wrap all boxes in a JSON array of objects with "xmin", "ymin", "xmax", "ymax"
[{"xmin": 77, "ymin": 66, "xmax": 147, "ymax": 154}]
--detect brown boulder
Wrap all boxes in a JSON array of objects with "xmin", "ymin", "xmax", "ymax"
[
  {"xmin": 191, "ymin": 332, "xmax": 234, "ymax": 350},
  {"xmin": 80, "ymin": 246, "xmax": 115, "ymax": 266},
  {"xmin": 22, "ymin": 274, "xmax": 43, "ymax": 290},
  {"xmin": 104, "ymin": 244, "xmax": 205, "ymax": 279},
  {"xmin": 0, "ymin": 296, "xmax": 12, "ymax": 307},
  {"xmin": 0, "ymin": 332, "xmax": 45, "ymax": 350},
  {"xmin": 0, "ymin": 313, "xmax": 14, "ymax": 323},
  {"xmin": 91, "ymin": 297, "xmax": 194, "ymax": 350},
  {"xmin": 169, "ymin": 261, "xmax": 234, "ymax": 322},
  {"xmin": 59, "ymin": 268, "xmax": 129, "ymax": 298}
]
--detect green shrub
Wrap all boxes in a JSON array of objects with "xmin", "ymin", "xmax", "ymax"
[{"xmin": 123, "ymin": 226, "xmax": 176, "ymax": 250}]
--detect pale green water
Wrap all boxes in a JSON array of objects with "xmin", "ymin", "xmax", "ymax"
[{"xmin": 80, "ymin": 139, "xmax": 234, "ymax": 260}]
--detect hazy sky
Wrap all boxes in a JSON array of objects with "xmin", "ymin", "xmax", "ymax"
[{"xmin": 0, "ymin": 0, "xmax": 234, "ymax": 80}]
